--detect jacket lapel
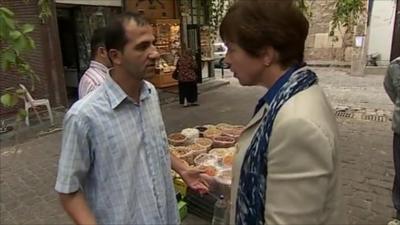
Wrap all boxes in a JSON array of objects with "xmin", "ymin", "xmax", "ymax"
[{"xmin": 243, "ymin": 105, "xmax": 268, "ymax": 132}]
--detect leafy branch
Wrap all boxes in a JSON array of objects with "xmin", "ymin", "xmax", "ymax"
[
  {"xmin": 296, "ymin": 0, "xmax": 313, "ymax": 18},
  {"xmin": 38, "ymin": 0, "xmax": 52, "ymax": 23},
  {"xmin": 1, "ymin": 0, "xmax": 52, "ymax": 122},
  {"xmin": 0, "ymin": 7, "xmax": 37, "ymax": 115},
  {"xmin": 330, "ymin": 0, "xmax": 365, "ymax": 36},
  {"xmin": 207, "ymin": 0, "xmax": 231, "ymax": 42}
]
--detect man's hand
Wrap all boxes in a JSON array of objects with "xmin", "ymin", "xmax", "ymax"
[
  {"xmin": 199, "ymin": 173, "xmax": 228, "ymax": 199},
  {"xmin": 180, "ymin": 168, "xmax": 209, "ymax": 194},
  {"xmin": 170, "ymin": 153, "xmax": 212, "ymax": 194}
]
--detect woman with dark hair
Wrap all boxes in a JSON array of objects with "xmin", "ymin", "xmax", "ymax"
[
  {"xmin": 175, "ymin": 48, "xmax": 199, "ymax": 107},
  {"xmin": 218, "ymin": 1, "xmax": 346, "ymax": 224}
]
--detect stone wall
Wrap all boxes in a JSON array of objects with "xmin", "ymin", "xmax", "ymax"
[{"xmin": 304, "ymin": 0, "xmax": 368, "ymax": 63}]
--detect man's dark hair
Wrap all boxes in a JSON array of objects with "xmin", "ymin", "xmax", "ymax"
[
  {"xmin": 220, "ymin": 0, "xmax": 309, "ymax": 67},
  {"xmin": 105, "ymin": 12, "xmax": 150, "ymax": 52},
  {"xmin": 90, "ymin": 27, "xmax": 107, "ymax": 59}
]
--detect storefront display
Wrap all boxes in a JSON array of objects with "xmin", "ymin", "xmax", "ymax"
[{"xmin": 148, "ymin": 19, "xmax": 181, "ymax": 88}]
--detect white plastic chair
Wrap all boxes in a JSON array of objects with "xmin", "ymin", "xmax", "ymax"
[{"xmin": 19, "ymin": 84, "xmax": 54, "ymax": 126}]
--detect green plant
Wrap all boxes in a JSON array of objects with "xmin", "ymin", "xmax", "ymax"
[
  {"xmin": 38, "ymin": 0, "xmax": 52, "ymax": 23},
  {"xmin": 0, "ymin": 1, "xmax": 51, "ymax": 121},
  {"xmin": 207, "ymin": 0, "xmax": 313, "ymax": 41},
  {"xmin": 330, "ymin": 0, "xmax": 365, "ymax": 36},
  {"xmin": 296, "ymin": 0, "xmax": 313, "ymax": 18},
  {"xmin": 207, "ymin": 0, "xmax": 232, "ymax": 41},
  {"xmin": 0, "ymin": 7, "xmax": 37, "ymax": 119}
]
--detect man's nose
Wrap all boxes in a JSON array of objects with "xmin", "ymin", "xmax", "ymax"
[{"xmin": 149, "ymin": 46, "xmax": 160, "ymax": 59}]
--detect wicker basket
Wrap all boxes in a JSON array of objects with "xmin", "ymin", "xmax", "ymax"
[
  {"xmin": 212, "ymin": 136, "xmax": 236, "ymax": 148},
  {"xmin": 204, "ymin": 129, "xmax": 223, "ymax": 139},
  {"xmin": 188, "ymin": 144, "xmax": 208, "ymax": 158},
  {"xmin": 194, "ymin": 138, "xmax": 213, "ymax": 151},
  {"xmin": 168, "ymin": 133, "xmax": 188, "ymax": 146},
  {"xmin": 171, "ymin": 146, "xmax": 194, "ymax": 165}
]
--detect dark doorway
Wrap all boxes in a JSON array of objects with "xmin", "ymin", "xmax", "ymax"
[
  {"xmin": 187, "ymin": 24, "xmax": 203, "ymax": 83},
  {"xmin": 56, "ymin": 7, "xmax": 80, "ymax": 104},
  {"xmin": 391, "ymin": 0, "xmax": 400, "ymax": 60}
]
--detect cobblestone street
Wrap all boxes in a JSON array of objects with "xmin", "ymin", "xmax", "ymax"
[{"xmin": 0, "ymin": 68, "xmax": 396, "ymax": 224}]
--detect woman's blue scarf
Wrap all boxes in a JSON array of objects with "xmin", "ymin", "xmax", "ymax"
[{"xmin": 235, "ymin": 68, "xmax": 318, "ymax": 225}]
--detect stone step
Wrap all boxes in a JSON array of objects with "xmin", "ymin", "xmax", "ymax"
[{"xmin": 364, "ymin": 66, "xmax": 387, "ymax": 75}]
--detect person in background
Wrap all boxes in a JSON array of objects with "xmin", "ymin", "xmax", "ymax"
[
  {"xmin": 384, "ymin": 56, "xmax": 400, "ymax": 225},
  {"xmin": 211, "ymin": 1, "xmax": 346, "ymax": 224},
  {"xmin": 78, "ymin": 27, "xmax": 112, "ymax": 99},
  {"xmin": 175, "ymin": 48, "xmax": 199, "ymax": 107},
  {"xmin": 55, "ymin": 12, "xmax": 208, "ymax": 225}
]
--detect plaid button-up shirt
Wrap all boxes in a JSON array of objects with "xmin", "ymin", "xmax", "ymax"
[{"xmin": 55, "ymin": 74, "xmax": 179, "ymax": 225}]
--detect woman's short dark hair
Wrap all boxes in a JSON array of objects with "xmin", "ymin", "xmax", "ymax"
[
  {"xmin": 105, "ymin": 12, "xmax": 150, "ymax": 52},
  {"xmin": 220, "ymin": 0, "xmax": 309, "ymax": 67}
]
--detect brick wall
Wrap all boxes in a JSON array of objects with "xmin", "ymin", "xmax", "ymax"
[{"xmin": 0, "ymin": 0, "xmax": 67, "ymax": 118}]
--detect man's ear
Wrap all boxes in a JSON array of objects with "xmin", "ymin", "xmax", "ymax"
[
  {"xmin": 99, "ymin": 47, "xmax": 108, "ymax": 58},
  {"xmin": 108, "ymin": 49, "xmax": 122, "ymax": 65}
]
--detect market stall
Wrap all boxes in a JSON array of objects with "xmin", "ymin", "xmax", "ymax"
[
  {"xmin": 168, "ymin": 123, "xmax": 244, "ymax": 221},
  {"xmin": 147, "ymin": 19, "xmax": 180, "ymax": 88}
]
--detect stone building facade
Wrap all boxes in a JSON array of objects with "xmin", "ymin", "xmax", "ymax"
[{"xmin": 304, "ymin": 0, "xmax": 369, "ymax": 65}]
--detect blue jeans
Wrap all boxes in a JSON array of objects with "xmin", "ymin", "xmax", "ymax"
[{"xmin": 393, "ymin": 133, "xmax": 400, "ymax": 218}]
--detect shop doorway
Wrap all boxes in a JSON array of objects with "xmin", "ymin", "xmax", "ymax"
[
  {"xmin": 187, "ymin": 24, "xmax": 203, "ymax": 83},
  {"xmin": 56, "ymin": 6, "xmax": 81, "ymax": 104}
]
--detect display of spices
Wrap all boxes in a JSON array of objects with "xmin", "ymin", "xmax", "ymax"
[
  {"xmin": 188, "ymin": 144, "xmax": 208, "ymax": 158},
  {"xmin": 212, "ymin": 136, "xmax": 236, "ymax": 148},
  {"xmin": 194, "ymin": 126, "xmax": 208, "ymax": 137},
  {"xmin": 168, "ymin": 133, "xmax": 187, "ymax": 146},
  {"xmin": 170, "ymin": 146, "xmax": 194, "ymax": 164},
  {"xmin": 194, "ymin": 153, "xmax": 218, "ymax": 167},
  {"xmin": 194, "ymin": 138, "xmax": 213, "ymax": 151},
  {"xmin": 203, "ymin": 129, "xmax": 223, "ymax": 139},
  {"xmin": 222, "ymin": 129, "xmax": 242, "ymax": 141},
  {"xmin": 169, "ymin": 123, "xmax": 244, "ymax": 192},
  {"xmin": 181, "ymin": 128, "xmax": 200, "ymax": 144}
]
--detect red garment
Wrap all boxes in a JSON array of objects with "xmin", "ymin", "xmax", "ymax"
[{"xmin": 176, "ymin": 55, "xmax": 197, "ymax": 82}]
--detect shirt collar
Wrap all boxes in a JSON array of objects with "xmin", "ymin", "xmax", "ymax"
[
  {"xmin": 392, "ymin": 57, "xmax": 400, "ymax": 64},
  {"xmin": 253, "ymin": 64, "xmax": 303, "ymax": 115},
  {"xmin": 90, "ymin": 60, "xmax": 108, "ymax": 74},
  {"xmin": 105, "ymin": 71, "xmax": 152, "ymax": 109}
]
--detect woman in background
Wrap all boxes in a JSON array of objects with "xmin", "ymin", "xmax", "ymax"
[{"xmin": 175, "ymin": 48, "xmax": 199, "ymax": 107}]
